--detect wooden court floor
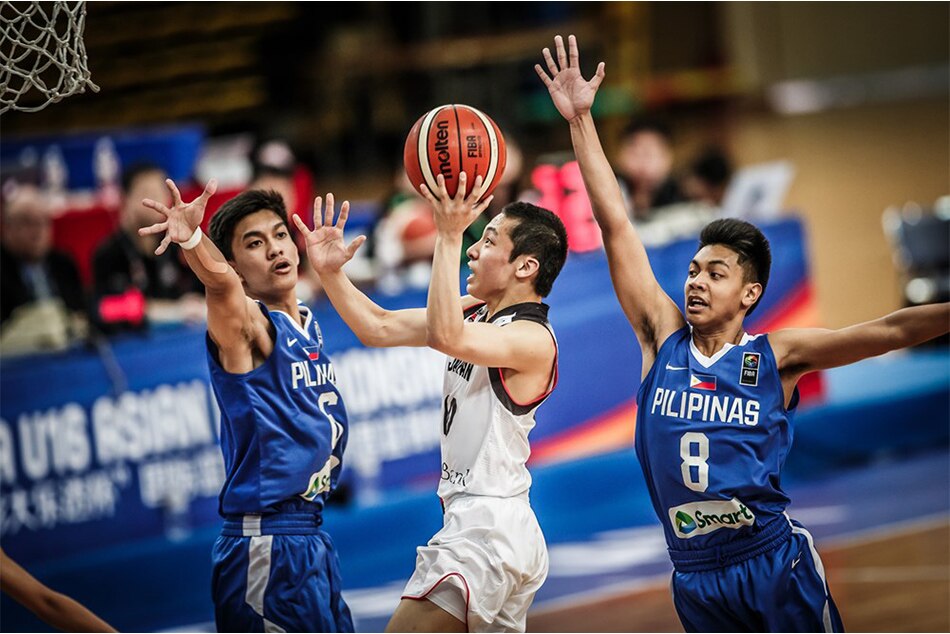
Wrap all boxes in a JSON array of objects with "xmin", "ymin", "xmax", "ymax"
[{"xmin": 527, "ymin": 521, "xmax": 949, "ymax": 632}]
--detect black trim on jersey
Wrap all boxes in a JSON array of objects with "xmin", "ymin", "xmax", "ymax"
[
  {"xmin": 787, "ymin": 386, "xmax": 800, "ymax": 411},
  {"xmin": 485, "ymin": 302, "xmax": 558, "ymax": 415},
  {"xmin": 486, "ymin": 301, "xmax": 549, "ymax": 325},
  {"xmin": 463, "ymin": 301, "xmax": 487, "ymax": 321}
]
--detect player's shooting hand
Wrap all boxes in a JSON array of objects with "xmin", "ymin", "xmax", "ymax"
[
  {"xmin": 419, "ymin": 172, "xmax": 493, "ymax": 237},
  {"xmin": 138, "ymin": 179, "xmax": 217, "ymax": 255},
  {"xmin": 293, "ymin": 194, "xmax": 367, "ymax": 274},
  {"xmin": 535, "ymin": 34, "xmax": 605, "ymax": 122}
]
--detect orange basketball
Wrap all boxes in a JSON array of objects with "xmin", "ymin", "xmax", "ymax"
[{"xmin": 404, "ymin": 104, "xmax": 507, "ymax": 201}]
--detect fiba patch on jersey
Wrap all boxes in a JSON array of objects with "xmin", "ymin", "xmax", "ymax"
[
  {"xmin": 668, "ymin": 498, "xmax": 756, "ymax": 538},
  {"xmin": 740, "ymin": 352, "xmax": 760, "ymax": 386},
  {"xmin": 689, "ymin": 373, "xmax": 717, "ymax": 391}
]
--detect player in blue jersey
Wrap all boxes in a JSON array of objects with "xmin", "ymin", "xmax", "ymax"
[
  {"xmin": 291, "ymin": 180, "xmax": 566, "ymax": 632},
  {"xmin": 538, "ymin": 35, "xmax": 950, "ymax": 632},
  {"xmin": 139, "ymin": 182, "xmax": 353, "ymax": 632}
]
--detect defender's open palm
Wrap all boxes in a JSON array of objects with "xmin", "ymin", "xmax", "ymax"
[
  {"xmin": 139, "ymin": 179, "xmax": 217, "ymax": 255},
  {"xmin": 419, "ymin": 172, "xmax": 493, "ymax": 236},
  {"xmin": 293, "ymin": 194, "xmax": 366, "ymax": 274},
  {"xmin": 535, "ymin": 34, "xmax": 605, "ymax": 122}
]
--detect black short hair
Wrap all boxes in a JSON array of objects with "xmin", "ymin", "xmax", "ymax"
[
  {"xmin": 690, "ymin": 147, "xmax": 733, "ymax": 187},
  {"xmin": 502, "ymin": 202, "xmax": 568, "ymax": 297},
  {"xmin": 698, "ymin": 219, "xmax": 771, "ymax": 316},
  {"xmin": 122, "ymin": 161, "xmax": 165, "ymax": 193},
  {"xmin": 209, "ymin": 189, "xmax": 288, "ymax": 260}
]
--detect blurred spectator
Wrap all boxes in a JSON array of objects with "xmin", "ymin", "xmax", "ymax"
[
  {"xmin": 247, "ymin": 139, "xmax": 325, "ymax": 302},
  {"xmin": 249, "ymin": 139, "xmax": 300, "ymax": 216},
  {"xmin": 372, "ymin": 165, "xmax": 435, "ymax": 294},
  {"xmin": 92, "ymin": 162, "xmax": 205, "ymax": 332},
  {"xmin": 615, "ymin": 117, "xmax": 684, "ymax": 220},
  {"xmin": 0, "ymin": 183, "xmax": 89, "ymax": 355},
  {"xmin": 682, "ymin": 146, "xmax": 733, "ymax": 208}
]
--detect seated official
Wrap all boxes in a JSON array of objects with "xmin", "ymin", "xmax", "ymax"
[
  {"xmin": 92, "ymin": 162, "xmax": 205, "ymax": 332},
  {"xmin": 0, "ymin": 184, "xmax": 89, "ymax": 356}
]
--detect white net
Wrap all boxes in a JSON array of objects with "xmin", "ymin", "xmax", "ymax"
[{"xmin": 0, "ymin": 1, "xmax": 98, "ymax": 114}]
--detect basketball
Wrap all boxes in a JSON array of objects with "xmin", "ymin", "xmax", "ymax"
[{"xmin": 404, "ymin": 104, "xmax": 507, "ymax": 201}]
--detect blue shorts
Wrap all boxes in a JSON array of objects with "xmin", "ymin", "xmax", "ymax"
[
  {"xmin": 211, "ymin": 504, "xmax": 353, "ymax": 633},
  {"xmin": 670, "ymin": 519, "xmax": 844, "ymax": 632}
]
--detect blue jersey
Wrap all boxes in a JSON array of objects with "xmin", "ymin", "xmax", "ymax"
[
  {"xmin": 635, "ymin": 326, "xmax": 798, "ymax": 555},
  {"xmin": 207, "ymin": 301, "xmax": 348, "ymax": 516}
]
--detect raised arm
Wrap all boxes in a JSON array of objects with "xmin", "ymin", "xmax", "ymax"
[
  {"xmin": 420, "ymin": 173, "xmax": 555, "ymax": 372},
  {"xmin": 293, "ymin": 195, "xmax": 426, "ymax": 348},
  {"xmin": 139, "ymin": 179, "xmax": 258, "ymax": 353},
  {"xmin": 772, "ymin": 303, "xmax": 950, "ymax": 378},
  {"xmin": 536, "ymin": 35, "xmax": 685, "ymax": 366}
]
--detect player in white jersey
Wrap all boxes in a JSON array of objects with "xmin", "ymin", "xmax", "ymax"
[{"xmin": 291, "ymin": 173, "xmax": 568, "ymax": 632}]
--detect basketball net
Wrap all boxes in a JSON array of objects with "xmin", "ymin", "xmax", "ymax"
[{"xmin": 0, "ymin": 1, "xmax": 99, "ymax": 114}]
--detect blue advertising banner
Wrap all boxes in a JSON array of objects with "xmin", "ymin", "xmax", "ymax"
[
  {"xmin": 0, "ymin": 125, "xmax": 204, "ymax": 190},
  {"xmin": 0, "ymin": 218, "xmax": 810, "ymax": 566}
]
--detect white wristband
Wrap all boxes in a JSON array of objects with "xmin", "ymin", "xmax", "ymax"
[{"xmin": 178, "ymin": 227, "xmax": 202, "ymax": 250}]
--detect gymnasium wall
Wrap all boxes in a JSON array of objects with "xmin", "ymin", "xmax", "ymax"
[
  {"xmin": 722, "ymin": 3, "xmax": 949, "ymax": 85},
  {"xmin": 715, "ymin": 2, "xmax": 950, "ymax": 327},
  {"xmin": 731, "ymin": 99, "xmax": 949, "ymax": 329},
  {"xmin": 667, "ymin": 97, "xmax": 949, "ymax": 329}
]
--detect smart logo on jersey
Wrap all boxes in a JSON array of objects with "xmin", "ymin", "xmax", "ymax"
[
  {"xmin": 740, "ymin": 352, "xmax": 760, "ymax": 386},
  {"xmin": 689, "ymin": 374, "xmax": 717, "ymax": 391},
  {"xmin": 675, "ymin": 511, "xmax": 698, "ymax": 535},
  {"xmin": 668, "ymin": 498, "xmax": 756, "ymax": 538},
  {"xmin": 300, "ymin": 454, "xmax": 341, "ymax": 501}
]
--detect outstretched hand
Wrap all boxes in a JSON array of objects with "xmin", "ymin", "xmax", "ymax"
[
  {"xmin": 418, "ymin": 172, "xmax": 493, "ymax": 237},
  {"xmin": 138, "ymin": 179, "xmax": 217, "ymax": 255},
  {"xmin": 292, "ymin": 194, "xmax": 367, "ymax": 274},
  {"xmin": 535, "ymin": 34, "xmax": 605, "ymax": 122}
]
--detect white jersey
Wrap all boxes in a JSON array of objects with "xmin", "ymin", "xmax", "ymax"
[{"xmin": 437, "ymin": 301, "xmax": 557, "ymax": 503}]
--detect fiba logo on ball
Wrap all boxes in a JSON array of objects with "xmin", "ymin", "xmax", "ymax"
[{"xmin": 404, "ymin": 104, "xmax": 507, "ymax": 200}]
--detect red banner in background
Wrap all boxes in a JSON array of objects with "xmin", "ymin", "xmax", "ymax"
[{"xmin": 533, "ymin": 160, "xmax": 603, "ymax": 253}]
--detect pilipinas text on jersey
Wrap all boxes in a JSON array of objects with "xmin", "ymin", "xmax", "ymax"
[
  {"xmin": 635, "ymin": 327, "xmax": 797, "ymax": 552},
  {"xmin": 206, "ymin": 302, "xmax": 348, "ymax": 515}
]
